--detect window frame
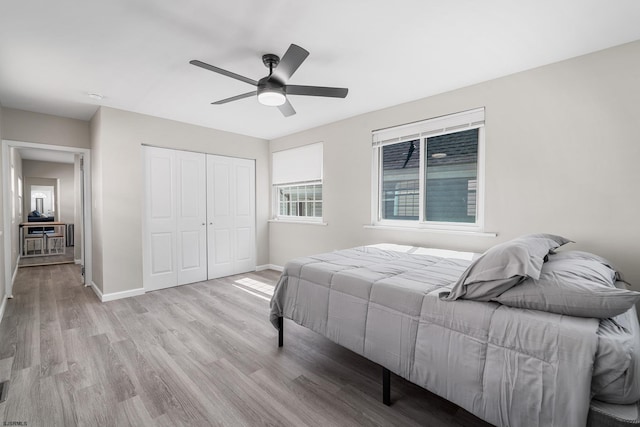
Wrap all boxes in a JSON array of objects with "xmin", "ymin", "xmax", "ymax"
[
  {"xmin": 271, "ymin": 142, "xmax": 325, "ymax": 224},
  {"xmin": 273, "ymin": 181, "xmax": 324, "ymax": 223},
  {"xmin": 371, "ymin": 109, "xmax": 486, "ymax": 232}
]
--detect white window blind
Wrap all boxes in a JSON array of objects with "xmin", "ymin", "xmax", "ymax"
[
  {"xmin": 272, "ymin": 142, "xmax": 323, "ymax": 185},
  {"xmin": 372, "ymin": 107, "xmax": 485, "ymax": 147}
]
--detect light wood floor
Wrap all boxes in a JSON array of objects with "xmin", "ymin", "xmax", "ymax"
[{"xmin": 0, "ymin": 264, "xmax": 492, "ymax": 427}]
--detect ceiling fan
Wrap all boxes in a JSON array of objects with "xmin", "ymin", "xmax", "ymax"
[{"xmin": 190, "ymin": 44, "xmax": 348, "ymax": 117}]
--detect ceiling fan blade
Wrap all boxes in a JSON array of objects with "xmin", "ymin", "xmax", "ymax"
[
  {"xmin": 211, "ymin": 91, "xmax": 256, "ymax": 105},
  {"xmin": 271, "ymin": 44, "xmax": 309, "ymax": 83},
  {"xmin": 278, "ymin": 98, "xmax": 296, "ymax": 117},
  {"xmin": 286, "ymin": 85, "xmax": 348, "ymax": 98},
  {"xmin": 190, "ymin": 60, "xmax": 258, "ymax": 86}
]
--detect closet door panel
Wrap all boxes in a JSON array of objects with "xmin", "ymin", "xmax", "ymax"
[
  {"xmin": 233, "ymin": 158, "xmax": 256, "ymax": 273},
  {"xmin": 143, "ymin": 147, "xmax": 177, "ymax": 291},
  {"xmin": 207, "ymin": 155, "xmax": 234, "ymax": 279},
  {"xmin": 176, "ymin": 151, "xmax": 207, "ymax": 285}
]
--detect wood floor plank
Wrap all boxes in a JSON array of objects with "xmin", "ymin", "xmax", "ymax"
[
  {"xmin": 0, "ymin": 316, "xmax": 17, "ymax": 360},
  {"xmin": 2, "ymin": 365, "xmax": 40, "ymax": 425},
  {"xmin": 39, "ymin": 320, "xmax": 67, "ymax": 377},
  {"xmin": 12, "ymin": 311, "xmax": 40, "ymax": 371},
  {"xmin": 73, "ymin": 383, "xmax": 116, "ymax": 427},
  {"xmin": 39, "ymin": 373, "xmax": 78, "ymax": 427},
  {"xmin": 0, "ymin": 264, "xmax": 493, "ymax": 427},
  {"xmin": 115, "ymin": 395, "xmax": 156, "ymax": 427},
  {"xmin": 61, "ymin": 328, "xmax": 99, "ymax": 391},
  {"xmin": 140, "ymin": 342, "xmax": 219, "ymax": 426},
  {"xmin": 86, "ymin": 333, "xmax": 137, "ymax": 403},
  {"xmin": 111, "ymin": 338, "xmax": 172, "ymax": 419}
]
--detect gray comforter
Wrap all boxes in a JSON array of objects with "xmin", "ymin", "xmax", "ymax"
[{"xmin": 270, "ymin": 246, "xmax": 607, "ymax": 427}]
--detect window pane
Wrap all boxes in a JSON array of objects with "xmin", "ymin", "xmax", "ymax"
[
  {"xmin": 277, "ymin": 184, "xmax": 323, "ymax": 218},
  {"xmin": 381, "ymin": 140, "xmax": 420, "ymax": 220},
  {"xmin": 425, "ymin": 128, "xmax": 478, "ymax": 223}
]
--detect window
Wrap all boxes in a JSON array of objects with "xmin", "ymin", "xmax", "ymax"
[
  {"xmin": 272, "ymin": 143, "xmax": 323, "ymax": 222},
  {"xmin": 372, "ymin": 108, "xmax": 485, "ymax": 230},
  {"xmin": 278, "ymin": 184, "xmax": 323, "ymax": 218}
]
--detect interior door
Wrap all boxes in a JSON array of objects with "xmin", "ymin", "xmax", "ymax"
[
  {"xmin": 176, "ymin": 151, "xmax": 207, "ymax": 285},
  {"xmin": 143, "ymin": 146, "xmax": 178, "ymax": 291},
  {"xmin": 207, "ymin": 155, "xmax": 256, "ymax": 279}
]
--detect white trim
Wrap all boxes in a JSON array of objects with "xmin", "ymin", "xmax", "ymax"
[
  {"xmin": 0, "ymin": 294, "xmax": 7, "ymax": 325},
  {"xmin": 363, "ymin": 224, "xmax": 497, "ymax": 237},
  {"xmin": 11, "ymin": 256, "xmax": 19, "ymax": 291},
  {"xmin": 256, "ymin": 264, "xmax": 284, "ymax": 272},
  {"xmin": 89, "ymin": 281, "xmax": 103, "ymax": 300},
  {"xmin": 2, "ymin": 139, "xmax": 93, "ymax": 300},
  {"xmin": 90, "ymin": 281, "xmax": 145, "ymax": 302},
  {"xmin": 268, "ymin": 219, "xmax": 328, "ymax": 226}
]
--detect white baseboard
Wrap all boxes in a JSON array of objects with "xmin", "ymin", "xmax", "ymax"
[
  {"xmin": 256, "ymin": 264, "xmax": 284, "ymax": 272},
  {"xmin": 75, "ymin": 259, "xmax": 82, "ymax": 265},
  {"xmin": 90, "ymin": 281, "xmax": 145, "ymax": 302},
  {"xmin": 11, "ymin": 257, "xmax": 19, "ymax": 285}
]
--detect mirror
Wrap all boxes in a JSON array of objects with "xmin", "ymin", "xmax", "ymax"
[{"xmin": 24, "ymin": 177, "xmax": 58, "ymax": 218}]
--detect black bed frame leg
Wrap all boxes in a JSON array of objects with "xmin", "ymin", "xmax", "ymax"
[
  {"xmin": 278, "ymin": 316, "xmax": 283, "ymax": 347},
  {"xmin": 382, "ymin": 367, "xmax": 391, "ymax": 406}
]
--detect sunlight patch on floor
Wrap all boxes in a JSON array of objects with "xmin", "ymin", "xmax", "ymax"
[{"xmin": 232, "ymin": 277, "xmax": 274, "ymax": 301}]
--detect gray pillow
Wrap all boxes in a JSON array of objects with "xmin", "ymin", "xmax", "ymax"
[
  {"xmin": 440, "ymin": 233, "xmax": 571, "ymax": 301},
  {"xmin": 495, "ymin": 251, "xmax": 640, "ymax": 318}
]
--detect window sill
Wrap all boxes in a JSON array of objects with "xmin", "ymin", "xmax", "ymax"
[
  {"xmin": 269, "ymin": 219, "xmax": 328, "ymax": 226},
  {"xmin": 363, "ymin": 224, "xmax": 496, "ymax": 237}
]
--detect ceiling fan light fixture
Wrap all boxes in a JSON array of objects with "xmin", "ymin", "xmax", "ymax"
[{"xmin": 257, "ymin": 89, "xmax": 286, "ymax": 106}]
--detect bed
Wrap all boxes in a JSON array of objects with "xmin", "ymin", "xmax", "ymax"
[{"xmin": 269, "ymin": 235, "xmax": 640, "ymax": 427}]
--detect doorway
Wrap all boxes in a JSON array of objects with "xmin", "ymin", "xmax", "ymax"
[{"xmin": 2, "ymin": 140, "xmax": 92, "ymax": 298}]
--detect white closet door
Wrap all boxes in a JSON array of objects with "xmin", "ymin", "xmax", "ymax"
[
  {"xmin": 143, "ymin": 147, "xmax": 207, "ymax": 291},
  {"xmin": 207, "ymin": 155, "xmax": 256, "ymax": 279},
  {"xmin": 233, "ymin": 158, "xmax": 256, "ymax": 274},
  {"xmin": 143, "ymin": 146, "xmax": 177, "ymax": 291},
  {"xmin": 176, "ymin": 151, "xmax": 207, "ymax": 285}
]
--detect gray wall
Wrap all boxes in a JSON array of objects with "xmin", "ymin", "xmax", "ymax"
[
  {"xmin": 269, "ymin": 40, "xmax": 640, "ymax": 289},
  {"xmin": 1, "ymin": 108, "xmax": 91, "ymax": 149},
  {"xmin": 91, "ymin": 107, "xmax": 270, "ymax": 295}
]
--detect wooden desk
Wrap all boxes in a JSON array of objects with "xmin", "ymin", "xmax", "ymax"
[{"xmin": 20, "ymin": 222, "xmax": 66, "ymax": 257}]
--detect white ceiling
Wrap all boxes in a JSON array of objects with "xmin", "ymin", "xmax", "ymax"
[{"xmin": 1, "ymin": 0, "xmax": 640, "ymax": 140}]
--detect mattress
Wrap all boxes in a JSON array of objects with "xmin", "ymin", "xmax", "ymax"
[
  {"xmin": 270, "ymin": 244, "xmax": 640, "ymax": 427},
  {"xmin": 593, "ymin": 296, "xmax": 640, "ymax": 404}
]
